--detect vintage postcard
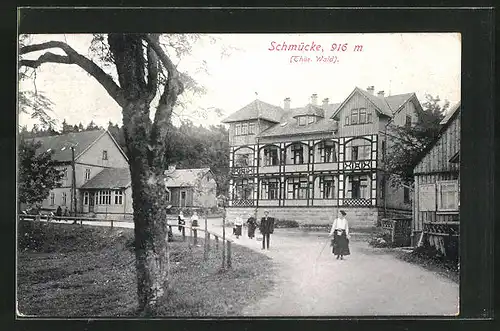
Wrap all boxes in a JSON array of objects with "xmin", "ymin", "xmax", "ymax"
[{"xmin": 17, "ymin": 32, "xmax": 461, "ymax": 317}]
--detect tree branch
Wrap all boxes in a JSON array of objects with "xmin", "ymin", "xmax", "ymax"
[
  {"xmin": 19, "ymin": 41, "xmax": 127, "ymax": 108},
  {"xmin": 146, "ymin": 35, "xmax": 159, "ymax": 103}
]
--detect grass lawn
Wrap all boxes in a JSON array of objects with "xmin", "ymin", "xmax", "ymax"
[{"xmin": 17, "ymin": 220, "xmax": 275, "ymax": 317}]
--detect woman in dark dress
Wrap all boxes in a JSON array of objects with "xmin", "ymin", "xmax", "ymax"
[
  {"xmin": 329, "ymin": 210, "xmax": 351, "ymax": 260},
  {"xmin": 246, "ymin": 216, "xmax": 257, "ymax": 239}
]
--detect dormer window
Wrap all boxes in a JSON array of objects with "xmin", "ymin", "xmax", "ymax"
[
  {"xmin": 346, "ymin": 108, "xmax": 372, "ymax": 125},
  {"xmin": 102, "ymin": 150, "xmax": 108, "ymax": 160},
  {"xmin": 298, "ymin": 116, "xmax": 306, "ymax": 126},
  {"xmin": 308, "ymin": 116, "xmax": 316, "ymax": 124}
]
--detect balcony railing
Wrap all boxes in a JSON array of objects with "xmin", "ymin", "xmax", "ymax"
[
  {"xmin": 230, "ymin": 166, "xmax": 255, "ymax": 176},
  {"xmin": 423, "ymin": 221, "xmax": 459, "ymax": 237},
  {"xmin": 232, "ymin": 199, "xmax": 255, "ymax": 207},
  {"xmin": 343, "ymin": 160, "xmax": 372, "ymax": 170},
  {"xmin": 342, "ymin": 198, "xmax": 372, "ymax": 207}
]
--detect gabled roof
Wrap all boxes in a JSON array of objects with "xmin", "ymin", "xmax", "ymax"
[
  {"xmin": 81, "ymin": 168, "xmax": 131, "ymax": 189},
  {"xmin": 440, "ymin": 101, "xmax": 461, "ymax": 125},
  {"xmin": 164, "ymin": 168, "xmax": 213, "ymax": 187},
  {"xmin": 385, "ymin": 93, "xmax": 415, "ymax": 114},
  {"xmin": 259, "ymin": 103, "xmax": 341, "ymax": 138},
  {"xmin": 331, "ymin": 87, "xmax": 413, "ymax": 119},
  {"xmin": 28, "ymin": 130, "xmax": 106, "ymax": 163},
  {"xmin": 221, "ymin": 99, "xmax": 284, "ymax": 123},
  {"xmin": 413, "ymin": 101, "xmax": 461, "ymax": 169}
]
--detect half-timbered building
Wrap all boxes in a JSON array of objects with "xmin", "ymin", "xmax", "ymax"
[
  {"xmin": 412, "ymin": 102, "xmax": 460, "ymax": 256},
  {"xmin": 222, "ymin": 86, "xmax": 423, "ymax": 228}
]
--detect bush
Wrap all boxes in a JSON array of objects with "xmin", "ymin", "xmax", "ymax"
[
  {"xmin": 274, "ymin": 219, "xmax": 299, "ymax": 228},
  {"xmin": 368, "ymin": 232, "xmax": 393, "ymax": 248}
]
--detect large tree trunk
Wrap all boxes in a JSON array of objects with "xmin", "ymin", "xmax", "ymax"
[{"xmin": 123, "ymin": 100, "xmax": 171, "ymax": 313}]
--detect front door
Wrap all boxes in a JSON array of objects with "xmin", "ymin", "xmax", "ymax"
[{"xmin": 89, "ymin": 192, "xmax": 95, "ymax": 212}]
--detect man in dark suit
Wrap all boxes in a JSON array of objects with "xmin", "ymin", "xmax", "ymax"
[{"xmin": 260, "ymin": 210, "xmax": 275, "ymax": 250}]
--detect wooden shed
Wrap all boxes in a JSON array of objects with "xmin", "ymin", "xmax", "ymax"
[{"xmin": 412, "ymin": 102, "xmax": 460, "ymax": 257}]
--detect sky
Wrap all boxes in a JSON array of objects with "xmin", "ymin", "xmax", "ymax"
[{"xmin": 18, "ymin": 33, "xmax": 461, "ymax": 130}]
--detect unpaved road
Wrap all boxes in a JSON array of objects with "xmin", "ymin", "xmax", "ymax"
[
  {"xmin": 44, "ymin": 218, "xmax": 459, "ymax": 316},
  {"xmin": 228, "ymin": 228, "xmax": 459, "ymax": 316}
]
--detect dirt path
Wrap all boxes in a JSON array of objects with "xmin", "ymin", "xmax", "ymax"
[
  {"xmin": 228, "ymin": 228, "xmax": 459, "ymax": 316},
  {"xmin": 47, "ymin": 218, "xmax": 459, "ymax": 316}
]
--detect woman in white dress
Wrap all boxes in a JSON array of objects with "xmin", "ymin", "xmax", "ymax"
[{"xmin": 328, "ymin": 210, "xmax": 351, "ymax": 260}]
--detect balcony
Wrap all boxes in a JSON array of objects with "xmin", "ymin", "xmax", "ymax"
[
  {"xmin": 284, "ymin": 164, "xmax": 308, "ymax": 173},
  {"xmin": 313, "ymin": 162, "xmax": 339, "ymax": 171},
  {"xmin": 259, "ymin": 165, "xmax": 280, "ymax": 174}
]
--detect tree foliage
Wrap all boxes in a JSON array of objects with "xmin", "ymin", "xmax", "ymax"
[
  {"xmin": 18, "ymin": 139, "xmax": 64, "ymax": 207},
  {"xmin": 385, "ymin": 94, "xmax": 449, "ymax": 186}
]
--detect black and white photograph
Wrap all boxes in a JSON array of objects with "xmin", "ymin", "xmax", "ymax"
[{"xmin": 17, "ymin": 31, "xmax": 462, "ymax": 317}]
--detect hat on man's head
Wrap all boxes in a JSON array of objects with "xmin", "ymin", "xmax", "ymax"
[{"xmin": 340, "ymin": 210, "xmax": 346, "ymax": 216}]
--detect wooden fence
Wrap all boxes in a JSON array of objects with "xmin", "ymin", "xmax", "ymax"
[
  {"xmin": 20, "ymin": 214, "xmax": 234, "ymax": 268},
  {"xmin": 380, "ymin": 218, "xmax": 412, "ymax": 247}
]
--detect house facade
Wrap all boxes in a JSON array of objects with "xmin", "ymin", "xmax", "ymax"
[
  {"xmin": 30, "ymin": 130, "xmax": 132, "ymax": 219},
  {"xmin": 164, "ymin": 167, "xmax": 218, "ymax": 210},
  {"xmin": 412, "ymin": 102, "xmax": 460, "ymax": 257},
  {"xmin": 222, "ymin": 86, "xmax": 422, "ymax": 228},
  {"xmin": 26, "ymin": 130, "xmax": 217, "ymax": 219}
]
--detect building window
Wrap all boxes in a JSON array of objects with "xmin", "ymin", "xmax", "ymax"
[
  {"xmin": 234, "ymin": 179, "xmax": 253, "ymax": 200},
  {"xmin": 405, "ymin": 115, "xmax": 412, "ymax": 128},
  {"xmin": 62, "ymin": 192, "xmax": 67, "ymax": 206},
  {"xmin": 260, "ymin": 178, "xmax": 279, "ymax": 200},
  {"xmin": 321, "ymin": 176, "xmax": 336, "ymax": 199},
  {"xmin": 83, "ymin": 192, "xmax": 89, "ymax": 205},
  {"xmin": 345, "ymin": 116, "xmax": 350, "ymax": 125},
  {"xmin": 345, "ymin": 139, "xmax": 371, "ymax": 161},
  {"xmin": 235, "ymin": 124, "xmax": 241, "ymax": 136},
  {"xmin": 99, "ymin": 190, "xmax": 111, "ymax": 205},
  {"xmin": 308, "ymin": 116, "xmax": 315, "ymax": 124},
  {"xmin": 380, "ymin": 177, "xmax": 386, "ymax": 200},
  {"xmin": 85, "ymin": 168, "xmax": 91, "ymax": 181},
  {"xmin": 263, "ymin": 146, "xmax": 279, "ymax": 166},
  {"xmin": 165, "ymin": 190, "xmax": 171, "ymax": 202},
  {"xmin": 50, "ymin": 192, "xmax": 55, "ymax": 206},
  {"xmin": 437, "ymin": 180, "xmax": 459, "ymax": 211},
  {"xmin": 351, "ymin": 109, "xmax": 359, "ymax": 124},
  {"xmin": 114, "ymin": 190, "xmax": 123, "ymax": 205},
  {"xmin": 62, "ymin": 168, "xmax": 68, "ymax": 179},
  {"xmin": 318, "ymin": 140, "xmax": 337, "ymax": 163},
  {"xmin": 102, "ymin": 150, "xmax": 108, "ymax": 160},
  {"xmin": 381, "ymin": 141, "xmax": 386, "ymax": 162},
  {"xmin": 234, "ymin": 153, "xmax": 251, "ymax": 167},
  {"xmin": 298, "ymin": 116, "xmax": 306, "ymax": 126},
  {"xmin": 359, "ymin": 108, "xmax": 367, "ymax": 124},
  {"xmin": 367, "ymin": 110, "xmax": 373, "ymax": 123},
  {"xmin": 404, "ymin": 186, "xmax": 410, "ymax": 204},
  {"xmin": 291, "ymin": 143, "xmax": 304, "ymax": 164},
  {"xmin": 248, "ymin": 123, "xmax": 255, "ymax": 134},
  {"xmin": 346, "ymin": 175, "xmax": 370, "ymax": 199},
  {"xmin": 287, "ymin": 177, "xmax": 308, "ymax": 200},
  {"xmin": 241, "ymin": 123, "xmax": 248, "ymax": 135}
]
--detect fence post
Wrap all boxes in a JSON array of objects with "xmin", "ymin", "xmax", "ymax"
[
  {"xmin": 182, "ymin": 227, "xmax": 186, "ymax": 241},
  {"xmin": 391, "ymin": 220, "xmax": 395, "ymax": 244},
  {"xmin": 227, "ymin": 241, "xmax": 232, "ymax": 268},
  {"xmin": 222, "ymin": 210, "xmax": 226, "ymax": 269},
  {"xmin": 204, "ymin": 215, "xmax": 208, "ymax": 261},
  {"xmin": 194, "ymin": 228, "xmax": 198, "ymax": 246},
  {"xmin": 111, "ymin": 219, "xmax": 114, "ymax": 228},
  {"xmin": 207, "ymin": 233, "xmax": 211, "ymax": 253},
  {"xmin": 215, "ymin": 235, "xmax": 219, "ymax": 250}
]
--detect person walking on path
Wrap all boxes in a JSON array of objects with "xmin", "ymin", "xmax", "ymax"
[
  {"xmin": 233, "ymin": 215, "xmax": 243, "ymax": 239},
  {"xmin": 259, "ymin": 210, "xmax": 275, "ymax": 250},
  {"xmin": 328, "ymin": 210, "xmax": 351, "ymax": 260},
  {"xmin": 246, "ymin": 214, "xmax": 258, "ymax": 239},
  {"xmin": 178, "ymin": 210, "xmax": 186, "ymax": 233}
]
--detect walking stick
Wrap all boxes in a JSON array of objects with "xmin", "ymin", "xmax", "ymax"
[{"xmin": 316, "ymin": 237, "xmax": 330, "ymax": 262}]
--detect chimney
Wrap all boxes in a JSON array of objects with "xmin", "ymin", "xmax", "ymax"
[
  {"xmin": 377, "ymin": 90, "xmax": 385, "ymax": 97},
  {"xmin": 311, "ymin": 93, "xmax": 318, "ymax": 106},
  {"xmin": 322, "ymin": 98, "xmax": 329, "ymax": 109},
  {"xmin": 367, "ymin": 86, "xmax": 375, "ymax": 94},
  {"xmin": 284, "ymin": 97, "xmax": 291, "ymax": 111}
]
